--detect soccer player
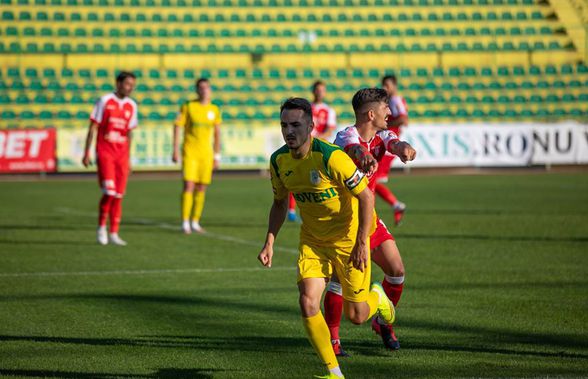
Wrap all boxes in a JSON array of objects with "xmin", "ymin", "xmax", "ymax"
[
  {"xmin": 374, "ymin": 75, "xmax": 410, "ymax": 225},
  {"xmin": 311, "ymin": 80, "xmax": 337, "ymax": 141},
  {"xmin": 82, "ymin": 71, "xmax": 138, "ymax": 246},
  {"xmin": 325, "ymin": 88, "xmax": 416, "ymax": 354},
  {"xmin": 172, "ymin": 78, "xmax": 222, "ymax": 234},
  {"xmin": 287, "ymin": 80, "xmax": 337, "ymax": 222},
  {"xmin": 258, "ymin": 98, "xmax": 395, "ymax": 379}
]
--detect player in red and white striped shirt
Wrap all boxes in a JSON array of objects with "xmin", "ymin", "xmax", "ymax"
[
  {"xmin": 82, "ymin": 72, "xmax": 138, "ymax": 246},
  {"xmin": 374, "ymin": 75, "xmax": 410, "ymax": 225},
  {"xmin": 287, "ymin": 80, "xmax": 338, "ymax": 222},
  {"xmin": 325, "ymin": 88, "xmax": 416, "ymax": 354}
]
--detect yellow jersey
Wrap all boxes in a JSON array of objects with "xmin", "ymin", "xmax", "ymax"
[
  {"xmin": 175, "ymin": 100, "xmax": 222, "ymax": 157},
  {"xmin": 270, "ymin": 138, "xmax": 374, "ymax": 249}
]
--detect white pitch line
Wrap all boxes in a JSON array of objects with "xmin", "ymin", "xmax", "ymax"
[
  {"xmin": 54, "ymin": 207, "xmax": 299, "ymax": 255},
  {"xmin": 0, "ymin": 266, "xmax": 294, "ymax": 278}
]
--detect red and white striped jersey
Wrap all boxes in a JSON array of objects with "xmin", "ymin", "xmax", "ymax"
[
  {"xmin": 334, "ymin": 126, "xmax": 398, "ymax": 190},
  {"xmin": 311, "ymin": 102, "xmax": 337, "ymax": 137},
  {"xmin": 90, "ymin": 93, "xmax": 138, "ymax": 158}
]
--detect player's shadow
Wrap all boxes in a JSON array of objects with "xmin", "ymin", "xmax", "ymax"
[
  {"xmin": 0, "ymin": 368, "xmax": 224, "ymax": 378},
  {"xmin": 397, "ymin": 317, "xmax": 588, "ymax": 354},
  {"xmin": 394, "ymin": 232, "xmax": 588, "ymax": 243},
  {"xmin": 0, "ymin": 334, "xmax": 310, "ymax": 355}
]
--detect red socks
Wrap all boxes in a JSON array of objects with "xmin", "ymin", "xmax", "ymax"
[
  {"xmin": 288, "ymin": 193, "xmax": 296, "ymax": 212},
  {"xmin": 375, "ymin": 183, "xmax": 398, "ymax": 207},
  {"xmin": 323, "ymin": 282, "xmax": 344, "ymax": 341},
  {"xmin": 382, "ymin": 275, "xmax": 405, "ymax": 307},
  {"xmin": 99, "ymin": 194, "xmax": 113, "ymax": 228},
  {"xmin": 109, "ymin": 197, "xmax": 122, "ymax": 233}
]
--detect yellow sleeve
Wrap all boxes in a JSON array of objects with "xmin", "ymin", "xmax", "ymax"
[
  {"xmin": 328, "ymin": 149, "xmax": 368, "ymax": 196},
  {"xmin": 269, "ymin": 162, "xmax": 288, "ymax": 201},
  {"xmin": 215, "ymin": 105, "xmax": 223, "ymax": 125},
  {"xmin": 175, "ymin": 102, "xmax": 189, "ymax": 127}
]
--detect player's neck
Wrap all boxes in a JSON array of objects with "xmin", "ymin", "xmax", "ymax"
[
  {"xmin": 198, "ymin": 98, "xmax": 210, "ymax": 105},
  {"xmin": 355, "ymin": 123, "xmax": 377, "ymax": 142},
  {"xmin": 114, "ymin": 91, "xmax": 126, "ymax": 100},
  {"xmin": 290, "ymin": 138, "xmax": 312, "ymax": 159}
]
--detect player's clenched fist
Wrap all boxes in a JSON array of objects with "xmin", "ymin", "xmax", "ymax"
[
  {"xmin": 257, "ymin": 244, "xmax": 274, "ymax": 268},
  {"xmin": 82, "ymin": 153, "xmax": 92, "ymax": 168},
  {"xmin": 395, "ymin": 142, "xmax": 417, "ymax": 163},
  {"xmin": 358, "ymin": 152, "xmax": 379, "ymax": 177}
]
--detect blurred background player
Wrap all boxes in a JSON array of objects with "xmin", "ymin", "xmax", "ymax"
[
  {"xmin": 376, "ymin": 75, "xmax": 410, "ymax": 225},
  {"xmin": 82, "ymin": 71, "xmax": 138, "ymax": 246},
  {"xmin": 173, "ymin": 78, "xmax": 222, "ymax": 234},
  {"xmin": 326, "ymin": 88, "xmax": 416, "ymax": 354},
  {"xmin": 287, "ymin": 80, "xmax": 338, "ymax": 222}
]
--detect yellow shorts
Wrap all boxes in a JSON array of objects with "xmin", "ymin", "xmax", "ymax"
[
  {"xmin": 297, "ymin": 242, "xmax": 371, "ymax": 303},
  {"xmin": 182, "ymin": 154, "xmax": 213, "ymax": 184}
]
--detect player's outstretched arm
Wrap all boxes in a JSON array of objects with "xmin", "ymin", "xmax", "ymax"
[
  {"xmin": 258, "ymin": 197, "xmax": 288, "ymax": 268},
  {"xmin": 388, "ymin": 141, "xmax": 417, "ymax": 164},
  {"xmin": 82, "ymin": 121, "xmax": 99, "ymax": 168},
  {"xmin": 349, "ymin": 187, "xmax": 374, "ymax": 272},
  {"xmin": 345, "ymin": 144, "xmax": 378, "ymax": 176}
]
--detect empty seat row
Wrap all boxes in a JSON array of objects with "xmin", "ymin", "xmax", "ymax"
[
  {"xmin": 1, "ymin": 10, "xmax": 546, "ymax": 22},
  {"xmin": 0, "ymin": 0, "xmax": 538, "ymax": 6}
]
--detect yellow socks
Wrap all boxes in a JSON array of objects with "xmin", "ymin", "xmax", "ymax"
[
  {"xmin": 302, "ymin": 313, "xmax": 339, "ymax": 370},
  {"xmin": 366, "ymin": 290, "xmax": 380, "ymax": 320},
  {"xmin": 192, "ymin": 190, "xmax": 206, "ymax": 222},
  {"xmin": 181, "ymin": 191, "xmax": 193, "ymax": 221}
]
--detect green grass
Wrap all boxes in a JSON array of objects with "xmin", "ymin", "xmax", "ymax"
[{"xmin": 0, "ymin": 173, "xmax": 587, "ymax": 378}]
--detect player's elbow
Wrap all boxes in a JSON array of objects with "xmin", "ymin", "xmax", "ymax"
[{"xmin": 358, "ymin": 188, "xmax": 374, "ymax": 208}]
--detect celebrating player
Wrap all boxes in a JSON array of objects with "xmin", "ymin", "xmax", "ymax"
[
  {"xmin": 324, "ymin": 88, "xmax": 416, "ymax": 354},
  {"xmin": 172, "ymin": 78, "xmax": 222, "ymax": 234},
  {"xmin": 287, "ymin": 80, "xmax": 337, "ymax": 222},
  {"xmin": 258, "ymin": 98, "xmax": 395, "ymax": 379},
  {"xmin": 82, "ymin": 71, "xmax": 138, "ymax": 246},
  {"xmin": 374, "ymin": 75, "xmax": 410, "ymax": 225}
]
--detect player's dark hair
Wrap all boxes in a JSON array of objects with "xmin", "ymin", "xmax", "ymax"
[
  {"xmin": 116, "ymin": 71, "xmax": 136, "ymax": 83},
  {"xmin": 381, "ymin": 75, "xmax": 397, "ymax": 86},
  {"xmin": 312, "ymin": 80, "xmax": 325, "ymax": 92},
  {"xmin": 280, "ymin": 97, "xmax": 313, "ymax": 123},
  {"xmin": 352, "ymin": 88, "xmax": 389, "ymax": 113},
  {"xmin": 195, "ymin": 77, "xmax": 209, "ymax": 88}
]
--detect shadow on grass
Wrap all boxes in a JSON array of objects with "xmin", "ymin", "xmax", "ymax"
[
  {"xmin": 0, "ymin": 367, "xmax": 224, "ymax": 378},
  {"xmin": 398, "ymin": 318, "xmax": 588, "ymax": 356},
  {"xmin": 394, "ymin": 232, "xmax": 588, "ymax": 243},
  {"xmin": 0, "ymin": 334, "xmax": 309, "ymax": 353}
]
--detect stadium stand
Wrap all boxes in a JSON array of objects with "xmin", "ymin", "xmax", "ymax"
[{"xmin": 0, "ymin": 0, "xmax": 586, "ymax": 128}]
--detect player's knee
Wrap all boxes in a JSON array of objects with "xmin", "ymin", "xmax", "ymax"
[
  {"xmin": 385, "ymin": 264, "xmax": 404, "ymax": 277},
  {"xmin": 299, "ymin": 294, "xmax": 320, "ymax": 317},
  {"xmin": 183, "ymin": 181, "xmax": 195, "ymax": 192},
  {"xmin": 345, "ymin": 309, "xmax": 364, "ymax": 325}
]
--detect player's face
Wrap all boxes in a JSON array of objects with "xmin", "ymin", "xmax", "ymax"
[
  {"xmin": 280, "ymin": 109, "xmax": 313, "ymax": 149},
  {"xmin": 372, "ymin": 101, "xmax": 392, "ymax": 130},
  {"xmin": 116, "ymin": 77, "xmax": 136, "ymax": 97},
  {"xmin": 313, "ymin": 84, "xmax": 326, "ymax": 103},
  {"xmin": 197, "ymin": 81, "xmax": 212, "ymax": 101},
  {"xmin": 382, "ymin": 79, "xmax": 397, "ymax": 96}
]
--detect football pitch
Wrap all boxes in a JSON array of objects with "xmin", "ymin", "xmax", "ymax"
[{"xmin": 0, "ymin": 172, "xmax": 587, "ymax": 379}]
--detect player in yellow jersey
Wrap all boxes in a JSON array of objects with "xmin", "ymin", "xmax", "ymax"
[
  {"xmin": 172, "ymin": 78, "xmax": 222, "ymax": 234},
  {"xmin": 257, "ymin": 98, "xmax": 395, "ymax": 379}
]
